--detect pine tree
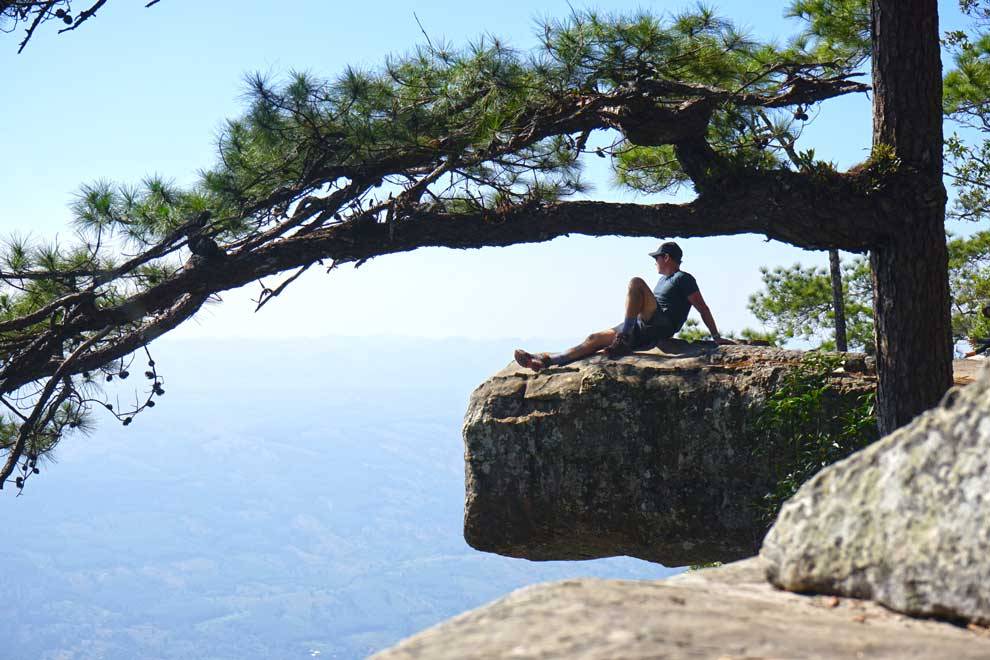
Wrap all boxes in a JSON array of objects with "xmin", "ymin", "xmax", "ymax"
[{"xmin": 0, "ymin": 1, "xmax": 959, "ymax": 489}]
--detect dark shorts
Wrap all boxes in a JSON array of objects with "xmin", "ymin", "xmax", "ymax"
[{"xmin": 612, "ymin": 310, "xmax": 676, "ymax": 351}]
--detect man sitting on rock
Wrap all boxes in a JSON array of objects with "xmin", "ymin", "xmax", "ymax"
[{"xmin": 515, "ymin": 242, "xmax": 733, "ymax": 371}]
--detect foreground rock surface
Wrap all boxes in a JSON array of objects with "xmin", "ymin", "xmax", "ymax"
[
  {"xmin": 373, "ymin": 557, "xmax": 990, "ymax": 659},
  {"xmin": 763, "ymin": 361, "xmax": 990, "ymax": 624},
  {"xmin": 464, "ymin": 343, "xmax": 875, "ymax": 565}
]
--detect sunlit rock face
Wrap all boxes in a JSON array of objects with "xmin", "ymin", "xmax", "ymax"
[
  {"xmin": 373, "ymin": 557, "xmax": 990, "ymax": 660},
  {"xmin": 763, "ymin": 361, "xmax": 990, "ymax": 625},
  {"xmin": 463, "ymin": 343, "xmax": 876, "ymax": 566}
]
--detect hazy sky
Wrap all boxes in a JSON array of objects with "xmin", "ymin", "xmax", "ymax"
[{"xmin": 3, "ymin": 0, "xmax": 971, "ymax": 343}]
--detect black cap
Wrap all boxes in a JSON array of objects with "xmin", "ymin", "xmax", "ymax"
[{"xmin": 648, "ymin": 241, "xmax": 683, "ymax": 262}]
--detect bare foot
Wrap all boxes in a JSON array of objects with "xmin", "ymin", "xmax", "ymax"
[{"xmin": 514, "ymin": 349, "xmax": 550, "ymax": 371}]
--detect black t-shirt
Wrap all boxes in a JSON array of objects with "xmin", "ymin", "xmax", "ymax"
[{"xmin": 652, "ymin": 270, "xmax": 699, "ymax": 332}]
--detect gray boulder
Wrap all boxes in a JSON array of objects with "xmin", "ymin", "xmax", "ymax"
[
  {"xmin": 464, "ymin": 343, "xmax": 875, "ymax": 566},
  {"xmin": 763, "ymin": 361, "xmax": 990, "ymax": 623}
]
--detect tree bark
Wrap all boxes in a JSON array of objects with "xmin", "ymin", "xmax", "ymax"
[
  {"xmin": 870, "ymin": 0, "xmax": 953, "ymax": 434},
  {"xmin": 829, "ymin": 249, "xmax": 848, "ymax": 352}
]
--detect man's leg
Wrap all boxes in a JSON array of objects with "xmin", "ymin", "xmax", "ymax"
[
  {"xmin": 515, "ymin": 329, "xmax": 617, "ymax": 371},
  {"xmin": 570, "ymin": 279, "xmax": 656, "ymax": 361},
  {"xmin": 553, "ymin": 329, "xmax": 618, "ymax": 364},
  {"xmin": 622, "ymin": 277, "xmax": 658, "ymax": 330},
  {"xmin": 515, "ymin": 278, "xmax": 658, "ymax": 370},
  {"xmin": 607, "ymin": 278, "xmax": 658, "ymax": 358}
]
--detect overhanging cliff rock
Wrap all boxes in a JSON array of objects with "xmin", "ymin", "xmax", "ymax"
[{"xmin": 462, "ymin": 342, "xmax": 877, "ymax": 566}]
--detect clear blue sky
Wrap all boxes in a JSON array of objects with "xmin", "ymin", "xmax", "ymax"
[{"xmin": 2, "ymin": 0, "xmax": 970, "ymax": 343}]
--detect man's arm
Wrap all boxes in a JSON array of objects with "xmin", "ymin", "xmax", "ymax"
[{"xmin": 687, "ymin": 291, "xmax": 735, "ymax": 345}]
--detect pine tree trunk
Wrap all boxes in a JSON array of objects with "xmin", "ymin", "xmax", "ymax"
[
  {"xmin": 829, "ymin": 249, "xmax": 847, "ymax": 352},
  {"xmin": 870, "ymin": 0, "xmax": 953, "ymax": 435}
]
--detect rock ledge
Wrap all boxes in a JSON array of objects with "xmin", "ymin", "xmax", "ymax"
[{"xmin": 374, "ymin": 557, "xmax": 990, "ymax": 659}]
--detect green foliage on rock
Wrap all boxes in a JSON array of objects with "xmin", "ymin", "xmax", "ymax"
[{"xmin": 756, "ymin": 352, "xmax": 878, "ymax": 523}]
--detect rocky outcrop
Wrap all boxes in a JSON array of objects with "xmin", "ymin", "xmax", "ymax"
[
  {"xmin": 373, "ymin": 557, "xmax": 990, "ymax": 659},
  {"xmin": 376, "ymin": 352, "xmax": 990, "ymax": 658},
  {"xmin": 762, "ymin": 360, "xmax": 990, "ymax": 624},
  {"xmin": 463, "ymin": 342, "xmax": 876, "ymax": 566}
]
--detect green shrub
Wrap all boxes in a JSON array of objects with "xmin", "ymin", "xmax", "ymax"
[{"xmin": 756, "ymin": 352, "xmax": 878, "ymax": 523}]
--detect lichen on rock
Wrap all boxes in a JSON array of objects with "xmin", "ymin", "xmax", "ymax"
[{"xmin": 762, "ymin": 361, "xmax": 990, "ymax": 624}]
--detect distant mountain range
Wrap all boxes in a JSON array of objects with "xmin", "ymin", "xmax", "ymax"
[{"xmin": 2, "ymin": 337, "xmax": 680, "ymax": 659}]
